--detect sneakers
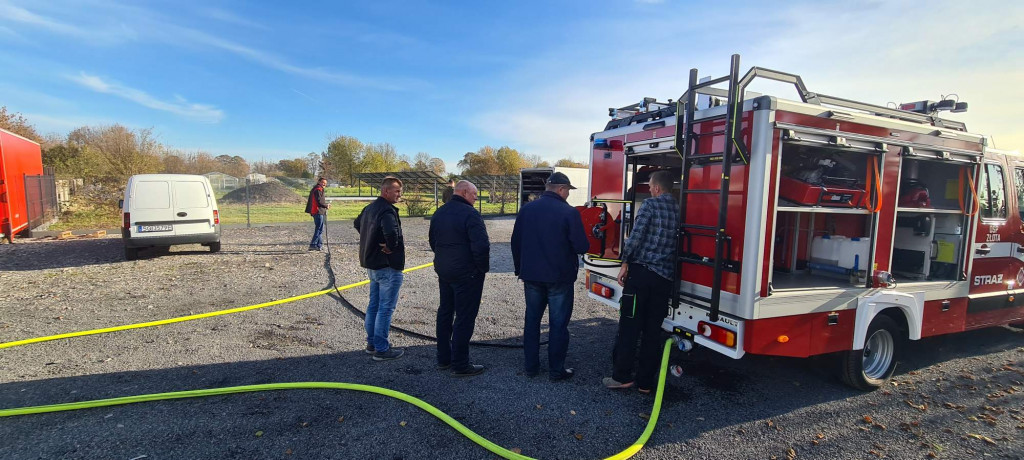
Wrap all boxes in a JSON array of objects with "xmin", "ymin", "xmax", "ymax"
[
  {"xmin": 437, "ymin": 363, "xmax": 452, "ymax": 370},
  {"xmin": 308, "ymin": 246, "xmax": 322, "ymax": 252},
  {"xmin": 602, "ymin": 377, "xmax": 634, "ymax": 389},
  {"xmin": 451, "ymin": 364, "xmax": 485, "ymax": 377},
  {"xmin": 372, "ymin": 347, "xmax": 405, "ymax": 361},
  {"xmin": 365, "ymin": 344, "xmax": 375, "ymax": 354}
]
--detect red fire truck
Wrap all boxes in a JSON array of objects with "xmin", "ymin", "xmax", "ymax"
[{"xmin": 579, "ymin": 55, "xmax": 1024, "ymax": 390}]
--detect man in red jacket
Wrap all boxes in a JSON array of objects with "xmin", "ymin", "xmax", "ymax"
[{"xmin": 305, "ymin": 177, "xmax": 331, "ymax": 251}]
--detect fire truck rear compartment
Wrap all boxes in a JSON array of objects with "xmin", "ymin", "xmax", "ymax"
[
  {"xmin": 769, "ymin": 141, "xmax": 973, "ymax": 291},
  {"xmin": 770, "ymin": 143, "xmax": 875, "ymax": 291}
]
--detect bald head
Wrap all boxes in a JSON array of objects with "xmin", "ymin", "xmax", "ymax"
[{"xmin": 454, "ymin": 180, "xmax": 478, "ymax": 205}]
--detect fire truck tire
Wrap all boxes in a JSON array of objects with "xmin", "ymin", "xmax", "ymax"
[
  {"xmin": 124, "ymin": 246, "xmax": 139, "ymax": 261},
  {"xmin": 841, "ymin": 315, "xmax": 900, "ymax": 391}
]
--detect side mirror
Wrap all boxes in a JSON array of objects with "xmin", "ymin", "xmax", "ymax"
[{"xmin": 118, "ymin": 199, "xmax": 124, "ymax": 209}]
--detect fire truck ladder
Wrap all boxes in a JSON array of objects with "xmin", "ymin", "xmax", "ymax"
[{"xmin": 672, "ymin": 54, "xmax": 749, "ymax": 323}]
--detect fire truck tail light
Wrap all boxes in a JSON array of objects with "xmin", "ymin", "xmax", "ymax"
[
  {"xmin": 698, "ymin": 321, "xmax": 736, "ymax": 348},
  {"xmin": 590, "ymin": 282, "xmax": 613, "ymax": 299},
  {"xmin": 593, "ymin": 139, "xmax": 624, "ymax": 151},
  {"xmin": 777, "ymin": 335, "xmax": 790, "ymax": 343}
]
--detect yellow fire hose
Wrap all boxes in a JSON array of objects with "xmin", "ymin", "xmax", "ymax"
[
  {"xmin": 0, "ymin": 263, "xmax": 435, "ymax": 350},
  {"xmin": 0, "ymin": 339, "xmax": 672, "ymax": 459},
  {"xmin": 0, "ymin": 261, "xmax": 675, "ymax": 459}
]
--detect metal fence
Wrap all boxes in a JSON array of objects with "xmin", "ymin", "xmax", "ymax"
[{"xmin": 24, "ymin": 169, "xmax": 59, "ymax": 235}]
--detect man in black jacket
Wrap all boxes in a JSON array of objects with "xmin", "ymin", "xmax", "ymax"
[
  {"xmin": 304, "ymin": 177, "xmax": 331, "ymax": 251},
  {"xmin": 428, "ymin": 180, "xmax": 490, "ymax": 376},
  {"xmin": 354, "ymin": 176, "xmax": 406, "ymax": 361}
]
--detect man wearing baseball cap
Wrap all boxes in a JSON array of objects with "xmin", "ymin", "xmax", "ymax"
[{"xmin": 511, "ymin": 171, "xmax": 589, "ymax": 381}]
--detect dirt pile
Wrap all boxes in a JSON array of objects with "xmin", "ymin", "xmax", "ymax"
[{"xmin": 220, "ymin": 182, "xmax": 304, "ymax": 204}]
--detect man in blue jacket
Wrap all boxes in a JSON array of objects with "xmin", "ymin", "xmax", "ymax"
[
  {"xmin": 511, "ymin": 172, "xmax": 589, "ymax": 381},
  {"xmin": 429, "ymin": 180, "xmax": 490, "ymax": 377}
]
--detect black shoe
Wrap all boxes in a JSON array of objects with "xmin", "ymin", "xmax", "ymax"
[
  {"xmin": 365, "ymin": 344, "xmax": 375, "ymax": 354},
  {"xmin": 372, "ymin": 348, "xmax": 404, "ymax": 361},
  {"xmin": 437, "ymin": 363, "xmax": 451, "ymax": 370},
  {"xmin": 549, "ymin": 368, "xmax": 574, "ymax": 382},
  {"xmin": 525, "ymin": 370, "xmax": 539, "ymax": 378},
  {"xmin": 451, "ymin": 364, "xmax": 485, "ymax": 377}
]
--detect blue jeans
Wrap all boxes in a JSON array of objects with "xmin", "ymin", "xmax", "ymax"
[
  {"xmin": 523, "ymin": 281, "xmax": 575, "ymax": 377},
  {"xmin": 309, "ymin": 213, "xmax": 325, "ymax": 249},
  {"xmin": 366, "ymin": 267, "xmax": 404, "ymax": 352}
]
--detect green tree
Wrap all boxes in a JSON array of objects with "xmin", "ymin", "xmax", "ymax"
[
  {"xmin": 361, "ymin": 142, "xmax": 409, "ymax": 173},
  {"xmin": 554, "ymin": 158, "xmax": 587, "ymax": 168},
  {"xmin": 278, "ymin": 158, "xmax": 309, "ymax": 177},
  {"xmin": 216, "ymin": 154, "xmax": 249, "ymax": 178},
  {"xmin": 323, "ymin": 136, "xmax": 363, "ymax": 184},
  {"xmin": 495, "ymin": 146, "xmax": 530, "ymax": 175},
  {"xmin": 457, "ymin": 147, "xmax": 500, "ymax": 175},
  {"xmin": 66, "ymin": 125, "xmax": 163, "ymax": 184}
]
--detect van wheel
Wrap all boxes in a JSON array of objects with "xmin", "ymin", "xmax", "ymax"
[
  {"xmin": 125, "ymin": 247, "xmax": 139, "ymax": 261},
  {"xmin": 209, "ymin": 242, "xmax": 221, "ymax": 253},
  {"xmin": 841, "ymin": 315, "xmax": 900, "ymax": 391}
]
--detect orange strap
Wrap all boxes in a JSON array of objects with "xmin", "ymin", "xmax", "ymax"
[
  {"xmin": 862, "ymin": 158, "xmax": 882, "ymax": 213},
  {"xmin": 958, "ymin": 166, "xmax": 980, "ymax": 216}
]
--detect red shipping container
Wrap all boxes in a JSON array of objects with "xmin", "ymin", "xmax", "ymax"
[{"xmin": 0, "ymin": 128, "xmax": 44, "ymax": 241}]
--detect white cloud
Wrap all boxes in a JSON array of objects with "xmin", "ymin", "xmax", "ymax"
[
  {"xmin": 68, "ymin": 72, "xmax": 224, "ymax": 123},
  {"xmin": 471, "ymin": 0, "xmax": 1024, "ymax": 158},
  {"xmin": 0, "ymin": 3, "xmax": 421, "ymax": 91}
]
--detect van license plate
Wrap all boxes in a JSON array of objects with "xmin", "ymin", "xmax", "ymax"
[{"xmin": 138, "ymin": 225, "xmax": 172, "ymax": 233}]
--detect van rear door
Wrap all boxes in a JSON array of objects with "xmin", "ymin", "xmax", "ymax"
[
  {"xmin": 172, "ymin": 179, "xmax": 215, "ymax": 236},
  {"xmin": 130, "ymin": 179, "xmax": 174, "ymax": 237}
]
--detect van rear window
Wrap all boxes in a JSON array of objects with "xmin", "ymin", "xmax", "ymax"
[
  {"xmin": 134, "ymin": 181, "xmax": 170, "ymax": 209},
  {"xmin": 174, "ymin": 181, "xmax": 210, "ymax": 208}
]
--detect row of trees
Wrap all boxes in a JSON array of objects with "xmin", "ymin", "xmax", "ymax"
[{"xmin": 0, "ymin": 107, "xmax": 588, "ymax": 193}]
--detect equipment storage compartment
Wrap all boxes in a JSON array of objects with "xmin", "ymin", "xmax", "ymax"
[
  {"xmin": 770, "ymin": 137, "xmax": 882, "ymax": 292},
  {"xmin": 891, "ymin": 156, "xmax": 974, "ymax": 282}
]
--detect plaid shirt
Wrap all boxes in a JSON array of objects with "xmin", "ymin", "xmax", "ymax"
[{"xmin": 621, "ymin": 193, "xmax": 679, "ymax": 281}]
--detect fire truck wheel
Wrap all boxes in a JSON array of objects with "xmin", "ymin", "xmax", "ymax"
[
  {"xmin": 841, "ymin": 315, "xmax": 901, "ymax": 391},
  {"xmin": 124, "ymin": 246, "xmax": 139, "ymax": 261}
]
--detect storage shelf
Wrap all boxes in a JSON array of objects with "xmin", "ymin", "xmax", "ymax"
[
  {"xmin": 776, "ymin": 205, "xmax": 871, "ymax": 215},
  {"xmin": 896, "ymin": 207, "xmax": 964, "ymax": 214}
]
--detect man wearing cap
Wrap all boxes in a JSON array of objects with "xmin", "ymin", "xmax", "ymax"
[{"xmin": 511, "ymin": 172, "xmax": 589, "ymax": 381}]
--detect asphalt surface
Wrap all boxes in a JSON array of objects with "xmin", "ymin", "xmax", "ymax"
[{"xmin": 0, "ymin": 217, "xmax": 1021, "ymax": 459}]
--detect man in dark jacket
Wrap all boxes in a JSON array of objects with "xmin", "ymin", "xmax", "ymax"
[
  {"xmin": 354, "ymin": 176, "xmax": 406, "ymax": 361},
  {"xmin": 511, "ymin": 172, "xmax": 589, "ymax": 381},
  {"xmin": 305, "ymin": 177, "xmax": 331, "ymax": 251},
  {"xmin": 429, "ymin": 180, "xmax": 490, "ymax": 376}
]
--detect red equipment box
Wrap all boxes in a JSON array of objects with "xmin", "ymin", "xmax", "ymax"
[
  {"xmin": 778, "ymin": 176, "xmax": 865, "ymax": 208},
  {"xmin": 0, "ymin": 129, "xmax": 44, "ymax": 241}
]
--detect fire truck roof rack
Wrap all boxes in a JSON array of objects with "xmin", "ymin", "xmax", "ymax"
[{"xmin": 681, "ymin": 66, "xmax": 968, "ymax": 132}]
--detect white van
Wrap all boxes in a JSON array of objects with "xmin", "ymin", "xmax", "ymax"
[{"xmin": 120, "ymin": 174, "xmax": 221, "ymax": 260}]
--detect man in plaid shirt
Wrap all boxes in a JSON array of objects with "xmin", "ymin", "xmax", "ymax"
[{"xmin": 604, "ymin": 170, "xmax": 679, "ymax": 394}]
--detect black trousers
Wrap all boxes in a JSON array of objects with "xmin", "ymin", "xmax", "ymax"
[
  {"xmin": 436, "ymin": 274, "xmax": 485, "ymax": 371},
  {"xmin": 612, "ymin": 264, "xmax": 671, "ymax": 389}
]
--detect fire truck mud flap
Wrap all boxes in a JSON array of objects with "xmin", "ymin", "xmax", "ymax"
[{"xmin": 853, "ymin": 291, "xmax": 924, "ymax": 350}]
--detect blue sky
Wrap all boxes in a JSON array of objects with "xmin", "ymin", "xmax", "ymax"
[{"xmin": 0, "ymin": 0, "xmax": 1020, "ymax": 172}]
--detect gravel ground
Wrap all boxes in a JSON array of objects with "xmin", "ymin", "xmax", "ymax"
[{"xmin": 0, "ymin": 217, "xmax": 1022, "ymax": 460}]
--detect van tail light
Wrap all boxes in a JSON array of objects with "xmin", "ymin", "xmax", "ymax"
[
  {"xmin": 123, "ymin": 212, "xmax": 131, "ymax": 229},
  {"xmin": 213, "ymin": 210, "xmax": 219, "ymax": 225},
  {"xmin": 590, "ymin": 281, "xmax": 613, "ymax": 299},
  {"xmin": 698, "ymin": 321, "xmax": 737, "ymax": 348}
]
